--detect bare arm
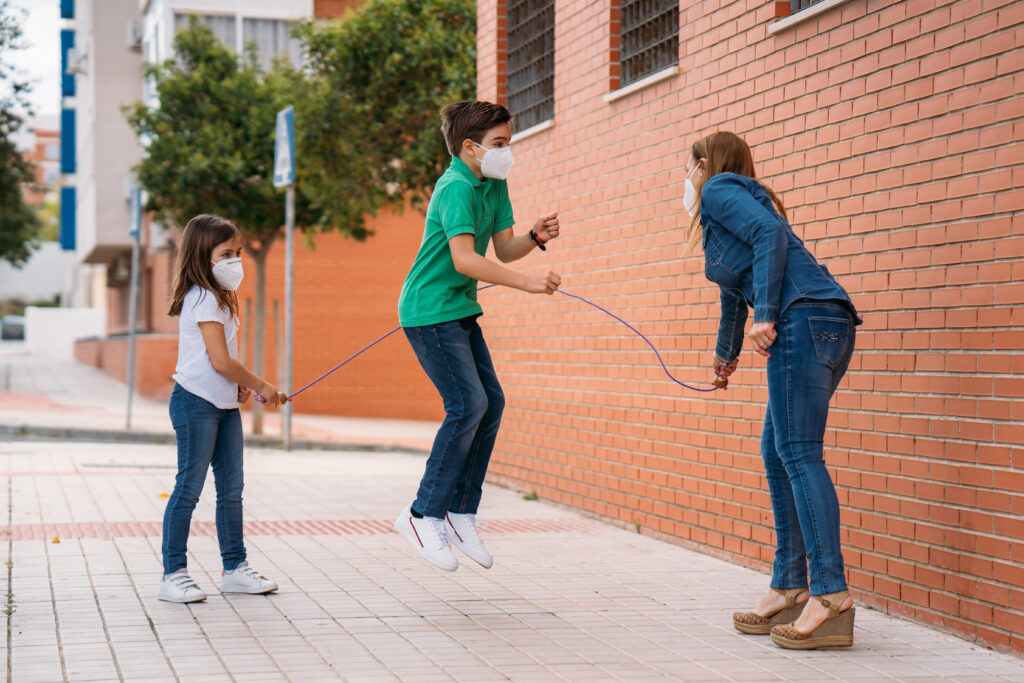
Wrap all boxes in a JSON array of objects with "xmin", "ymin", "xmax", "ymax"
[
  {"xmin": 199, "ymin": 322, "xmax": 287, "ymax": 405},
  {"xmin": 492, "ymin": 212, "xmax": 560, "ymax": 263},
  {"xmin": 449, "ymin": 234, "xmax": 560, "ymax": 294}
]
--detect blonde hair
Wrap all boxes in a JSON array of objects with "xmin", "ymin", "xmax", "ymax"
[{"xmin": 686, "ymin": 132, "xmax": 787, "ymax": 251}]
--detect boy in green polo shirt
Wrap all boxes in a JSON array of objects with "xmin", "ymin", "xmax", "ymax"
[{"xmin": 394, "ymin": 101, "xmax": 561, "ymax": 571}]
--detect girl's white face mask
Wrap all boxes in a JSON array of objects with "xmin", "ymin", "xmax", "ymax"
[
  {"xmin": 472, "ymin": 141, "xmax": 515, "ymax": 180},
  {"xmin": 683, "ymin": 161, "xmax": 702, "ymax": 217},
  {"xmin": 211, "ymin": 257, "xmax": 244, "ymax": 291}
]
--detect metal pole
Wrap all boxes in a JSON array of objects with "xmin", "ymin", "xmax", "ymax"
[
  {"xmin": 284, "ymin": 185, "xmax": 294, "ymax": 450},
  {"xmin": 125, "ymin": 220, "xmax": 141, "ymax": 430}
]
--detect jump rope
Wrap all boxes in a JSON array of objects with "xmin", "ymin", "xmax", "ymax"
[{"xmin": 256, "ymin": 284, "xmax": 730, "ymax": 404}]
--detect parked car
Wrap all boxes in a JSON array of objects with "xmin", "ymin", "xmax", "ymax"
[{"xmin": 1, "ymin": 315, "xmax": 25, "ymax": 340}]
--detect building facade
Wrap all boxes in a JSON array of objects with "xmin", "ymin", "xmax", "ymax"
[
  {"xmin": 70, "ymin": 0, "xmax": 439, "ymax": 419},
  {"xmin": 476, "ymin": 0, "xmax": 1024, "ymax": 653}
]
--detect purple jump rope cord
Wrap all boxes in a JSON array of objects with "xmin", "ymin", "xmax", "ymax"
[{"xmin": 285, "ymin": 284, "xmax": 719, "ymax": 401}]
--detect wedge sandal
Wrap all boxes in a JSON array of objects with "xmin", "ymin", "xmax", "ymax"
[
  {"xmin": 732, "ymin": 587, "xmax": 809, "ymax": 635},
  {"xmin": 770, "ymin": 590, "xmax": 855, "ymax": 649}
]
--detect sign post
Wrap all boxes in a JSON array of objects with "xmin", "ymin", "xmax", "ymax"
[
  {"xmin": 125, "ymin": 186, "xmax": 142, "ymax": 430},
  {"xmin": 274, "ymin": 106, "xmax": 295, "ymax": 450}
]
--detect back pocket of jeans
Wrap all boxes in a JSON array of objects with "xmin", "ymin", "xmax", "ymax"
[{"xmin": 808, "ymin": 316, "xmax": 850, "ymax": 367}]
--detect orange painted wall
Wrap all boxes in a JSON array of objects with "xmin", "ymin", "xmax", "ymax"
[
  {"xmin": 477, "ymin": 0, "xmax": 1024, "ymax": 654},
  {"xmin": 233, "ymin": 207, "xmax": 442, "ymax": 421}
]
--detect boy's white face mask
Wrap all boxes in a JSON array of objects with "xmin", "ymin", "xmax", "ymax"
[
  {"xmin": 211, "ymin": 257, "xmax": 244, "ymax": 291},
  {"xmin": 472, "ymin": 140, "xmax": 515, "ymax": 180}
]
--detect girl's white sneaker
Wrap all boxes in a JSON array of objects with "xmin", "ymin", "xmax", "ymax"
[
  {"xmin": 220, "ymin": 562, "xmax": 278, "ymax": 594},
  {"xmin": 445, "ymin": 512, "xmax": 493, "ymax": 568},
  {"xmin": 158, "ymin": 569, "xmax": 207, "ymax": 603}
]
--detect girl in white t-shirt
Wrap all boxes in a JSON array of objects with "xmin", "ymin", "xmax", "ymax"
[{"xmin": 159, "ymin": 214, "xmax": 288, "ymax": 603}]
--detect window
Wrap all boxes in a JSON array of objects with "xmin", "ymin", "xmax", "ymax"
[
  {"xmin": 173, "ymin": 14, "xmax": 302, "ymax": 69},
  {"xmin": 619, "ymin": 0, "xmax": 678, "ymax": 87},
  {"xmin": 791, "ymin": 0, "xmax": 824, "ymax": 11},
  {"xmin": 174, "ymin": 13, "xmax": 237, "ymax": 49},
  {"xmin": 45, "ymin": 144, "xmax": 60, "ymax": 160},
  {"xmin": 243, "ymin": 18, "xmax": 303, "ymax": 70},
  {"xmin": 507, "ymin": 0, "xmax": 555, "ymax": 131}
]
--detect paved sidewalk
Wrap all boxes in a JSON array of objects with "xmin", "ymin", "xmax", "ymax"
[
  {"xmin": 2, "ymin": 439, "xmax": 1023, "ymax": 682},
  {"xmin": 0, "ymin": 347, "xmax": 436, "ymax": 452}
]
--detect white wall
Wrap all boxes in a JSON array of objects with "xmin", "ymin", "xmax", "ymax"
[
  {"xmin": 0, "ymin": 243, "xmax": 70, "ymax": 302},
  {"xmin": 24, "ymin": 306, "xmax": 105, "ymax": 358}
]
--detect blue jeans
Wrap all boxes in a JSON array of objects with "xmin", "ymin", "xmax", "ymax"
[
  {"xmin": 162, "ymin": 384, "xmax": 246, "ymax": 574},
  {"xmin": 404, "ymin": 315, "xmax": 505, "ymax": 518},
  {"xmin": 763, "ymin": 300, "xmax": 856, "ymax": 595}
]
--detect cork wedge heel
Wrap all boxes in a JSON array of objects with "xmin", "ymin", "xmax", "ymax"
[
  {"xmin": 732, "ymin": 587, "xmax": 809, "ymax": 635},
  {"xmin": 770, "ymin": 591, "xmax": 855, "ymax": 649}
]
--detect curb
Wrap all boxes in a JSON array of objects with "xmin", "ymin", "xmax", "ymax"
[{"xmin": 0, "ymin": 424, "xmax": 428, "ymax": 455}]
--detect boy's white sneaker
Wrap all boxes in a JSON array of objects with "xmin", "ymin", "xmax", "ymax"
[
  {"xmin": 158, "ymin": 569, "xmax": 207, "ymax": 603},
  {"xmin": 220, "ymin": 562, "xmax": 278, "ymax": 594},
  {"xmin": 445, "ymin": 511, "xmax": 493, "ymax": 568},
  {"xmin": 394, "ymin": 502, "xmax": 458, "ymax": 571}
]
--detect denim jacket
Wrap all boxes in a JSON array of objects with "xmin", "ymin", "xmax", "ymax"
[{"xmin": 700, "ymin": 172, "xmax": 861, "ymax": 363}]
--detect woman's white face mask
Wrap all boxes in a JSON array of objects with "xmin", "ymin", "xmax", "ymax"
[{"xmin": 683, "ymin": 161, "xmax": 703, "ymax": 217}]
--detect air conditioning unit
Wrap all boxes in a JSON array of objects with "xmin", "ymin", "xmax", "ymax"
[
  {"xmin": 126, "ymin": 19, "xmax": 143, "ymax": 51},
  {"xmin": 66, "ymin": 47, "xmax": 88, "ymax": 75}
]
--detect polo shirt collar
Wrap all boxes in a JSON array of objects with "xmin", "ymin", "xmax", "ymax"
[{"xmin": 450, "ymin": 156, "xmax": 484, "ymax": 188}]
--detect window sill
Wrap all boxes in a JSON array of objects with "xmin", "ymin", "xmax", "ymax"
[
  {"xmin": 511, "ymin": 119, "xmax": 554, "ymax": 144},
  {"xmin": 769, "ymin": 0, "xmax": 853, "ymax": 33},
  {"xmin": 603, "ymin": 65, "xmax": 679, "ymax": 104}
]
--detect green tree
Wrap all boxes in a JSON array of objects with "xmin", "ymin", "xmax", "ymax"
[
  {"xmin": 294, "ymin": 0, "xmax": 476, "ymax": 236},
  {"xmin": 0, "ymin": 0, "xmax": 40, "ymax": 266},
  {"xmin": 124, "ymin": 20, "xmax": 318, "ymax": 434}
]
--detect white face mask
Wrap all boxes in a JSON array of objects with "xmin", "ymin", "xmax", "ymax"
[
  {"xmin": 683, "ymin": 162, "xmax": 702, "ymax": 217},
  {"xmin": 211, "ymin": 257, "xmax": 244, "ymax": 291},
  {"xmin": 472, "ymin": 141, "xmax": 515, "ymax": 180}
]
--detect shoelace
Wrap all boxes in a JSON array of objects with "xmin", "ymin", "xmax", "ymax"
[{"xmin": 428, "ymin": 519, "xmax": 451, "ymax": 549}]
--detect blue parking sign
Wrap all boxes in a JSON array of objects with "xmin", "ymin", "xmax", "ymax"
[{"xmin": 274, "ymin": 106, "xmax": 295, "ymax": 187}]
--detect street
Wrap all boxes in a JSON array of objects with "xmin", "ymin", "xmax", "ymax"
[{"xmin": 3, "ymin": 439, "xmax": 1022, "ymax": 682}]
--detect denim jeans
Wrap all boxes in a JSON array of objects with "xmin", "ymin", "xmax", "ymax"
[
  {"xmin": 404, "ymin": 315, "xmax": 505, "ymax": 519},
  {"xmin": 162, "ymin": 383, "xmax": 246, "ymax": 574},
  {"xmin": 763, "ymin": 300, "xmax": 856, "ymax": 595}
]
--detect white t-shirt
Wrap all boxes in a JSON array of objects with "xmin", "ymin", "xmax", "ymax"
[{"xmin": 173, "ymin": 286, "xmax": 240, "ymax": 409}]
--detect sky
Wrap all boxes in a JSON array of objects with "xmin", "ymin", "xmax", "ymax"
[{"xmin": 2, "ymin": 0, "xmax": 61, "ymax": 118}]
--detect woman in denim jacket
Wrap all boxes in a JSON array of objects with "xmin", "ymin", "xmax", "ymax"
[{"xmin": 685, "ymin": 132, "xmax": 861, "ymax": 649}]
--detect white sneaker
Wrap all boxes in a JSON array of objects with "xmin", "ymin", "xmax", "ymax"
[
  {"xmin": 158, "ymin": 569, "xmax": 207, "ymax": 603},
  {"xmin": 220, "ymin": 562, "xmax": 278, "ymax": 594},
  {"xmin": 445, "ymin": 511, "xmax": 493, "ymax": 569},
  {"xmin": 394, "ymin": 502, "xmax": 458, "ymax": 571}
]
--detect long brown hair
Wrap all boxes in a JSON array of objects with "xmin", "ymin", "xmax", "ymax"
[
  {"xmin": 168, "ymin": 214, "xmax": 241, "ymax": 317},
  {"xmin": 686, "ymin": 131, "xmax": 787, "ymax": 250}
]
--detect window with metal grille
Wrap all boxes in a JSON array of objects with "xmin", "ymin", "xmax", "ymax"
[
  {"xmin": 507, "ymin": 0, "xmax": 555, "ymax": 131},
  {"xmin": 620, "ymin": 0, "xmax": 679, "ymax": 87},
  {"xmin": 790, "ymin": 0, "xmax": 825, "ymax": 12}
]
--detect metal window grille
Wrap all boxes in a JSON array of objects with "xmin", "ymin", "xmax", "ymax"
[
  {"xmin": 507, "ymin": 0, "xmax": 555, "ymax": 131},
  {"xmin": 791, "ymin": 0, "xmax": 825, "ymax": 11},
  {"xmin": 620, "ymin": 0, "xmax": 679, "ymax": 87}
]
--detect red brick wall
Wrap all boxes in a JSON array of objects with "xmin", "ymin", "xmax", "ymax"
[{"xmin": 477, "ymin": 0, "xmax": 1024, "ymax": 653}]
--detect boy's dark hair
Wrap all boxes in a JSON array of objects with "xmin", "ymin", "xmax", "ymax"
[{"xmin": 440, "ymin": 101, "xmax": 513, "ymax": 156}]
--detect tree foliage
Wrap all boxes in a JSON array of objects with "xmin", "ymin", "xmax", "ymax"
[
  {"xmin": 0, "ymin": 0, "xmax": 40, "ymax": 267},
  {"xmin": 123, "ymin": 19, "xmax": 318, "ymax": 253},
  {"xmin": 294, "ymin": 0, "xmax": 476, "ymax": 238}
]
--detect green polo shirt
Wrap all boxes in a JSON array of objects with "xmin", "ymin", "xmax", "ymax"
[{"xmin": 398, "ymin": 156, "xmax": 515, "ymax": 327}]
